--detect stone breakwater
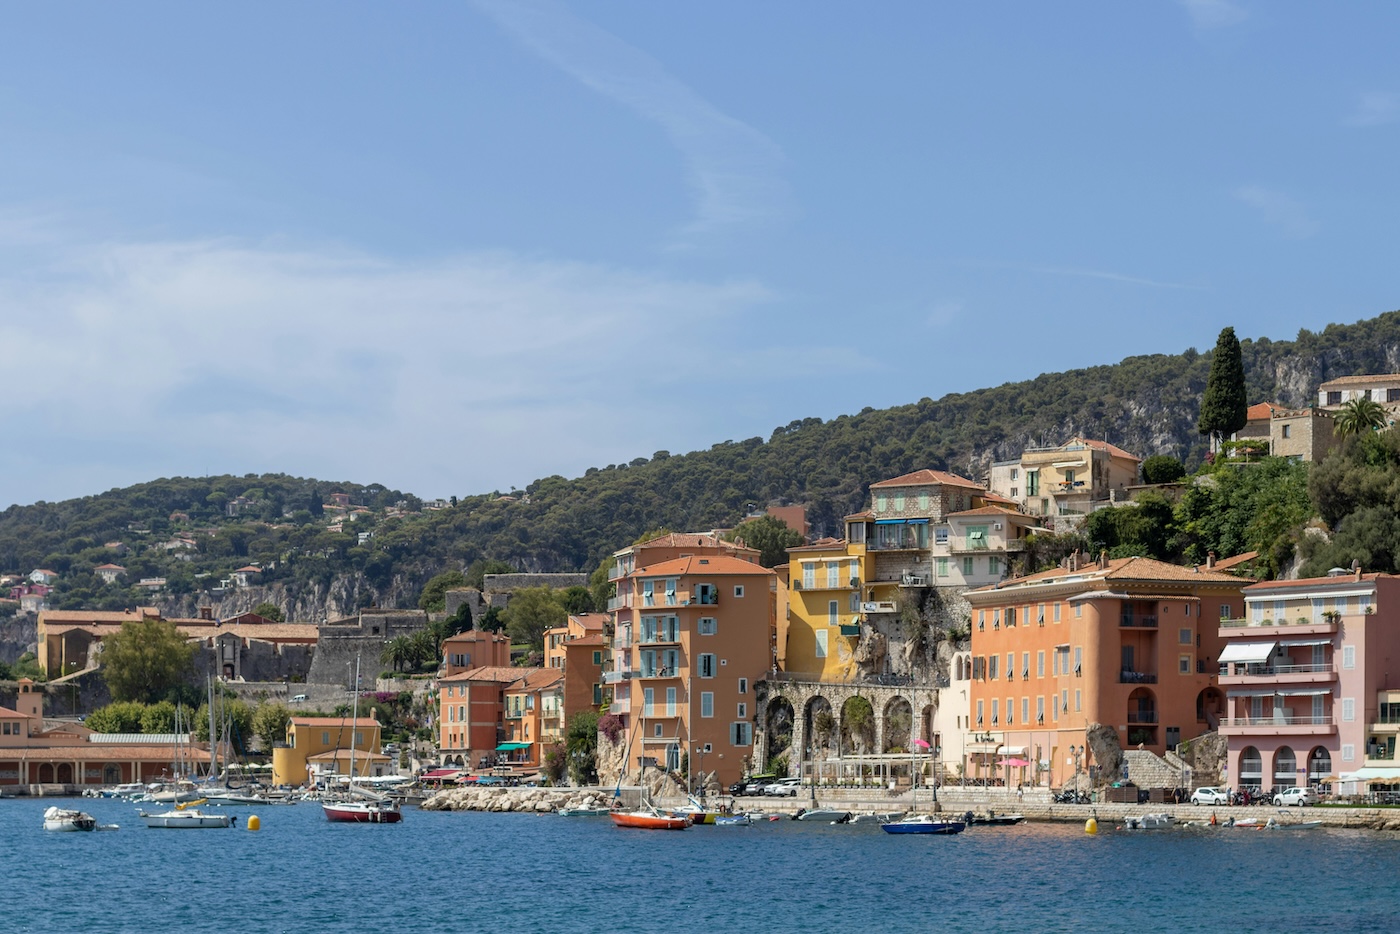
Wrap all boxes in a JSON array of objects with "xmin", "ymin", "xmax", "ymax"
[{"xmin": 421, "ymin": 787, "xmax": 612, "ymax": 814}]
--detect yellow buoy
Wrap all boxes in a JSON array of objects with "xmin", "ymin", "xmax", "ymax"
[
  {"xmin": 1084, "ymin": 817, "xmax": 1098, "ymax": 835},
  {"xmin": 247, "ymin": 814, "xmax": 261, "ymax": 832}
]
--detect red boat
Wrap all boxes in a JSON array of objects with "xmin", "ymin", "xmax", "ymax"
[
  {"xmin": 609, "ymin": 808, "xmax": 690, "ymax": 830},
  {"xmin": 322, "ymin": 799, "xmax": 403, "ymax": 823}
]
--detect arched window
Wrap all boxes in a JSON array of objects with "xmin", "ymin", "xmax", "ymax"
[
  {"xmin": 1307, "ymin": 747, "xmax": 1332, "ymax": 785},
  {"xmin": 1273, "ymin": 746, "xmax": 1297, "ymax": 788},
  {"xmin": 1239, "ymin": 746, "xmax": 1262, "ymax": 787}
]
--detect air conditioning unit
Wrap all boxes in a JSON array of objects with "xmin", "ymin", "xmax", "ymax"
[{"xmin": 994, "ymin": 522, "xmax": 1003, "ymax": 530}]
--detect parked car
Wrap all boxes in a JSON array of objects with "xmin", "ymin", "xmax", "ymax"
[
  {"xmin": 737, "ymin": 774, "xmax": 777, "ymax": 796},
  {"xmin": 763, "ymin": 778, "xmax": 802, "ymax": 797},
  {"xmin": 1273, "ymin": 786, "xmax": 1316, "ymax": 807},
  {"xmin": 1191, "ymin": 786, "xmax": 1230, "ymax": 806}
]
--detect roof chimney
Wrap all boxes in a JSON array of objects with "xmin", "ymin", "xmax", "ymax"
[
  {"xmin": 1207, "ymin": 551, "xmax": 1216, "ymax": 570},
  {"xmin": 199, "ymin": 605, "xmax": 213, "ymax": 620},
  {"xmin": 1353, "ymin": 558, "xmax": 1363, "ymax": 581},
  {"xmin": 1099, "ymin": 550, "xmax": 1109, "ymax": 570},
  {"xmin": 1069, "ymin": 550, "xmax": 1079, "ymax": 572}
]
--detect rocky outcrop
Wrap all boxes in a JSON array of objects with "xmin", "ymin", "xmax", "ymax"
[
  {"xmin": 421, "ymin": 786, "xmax": 612, "ymax": 813},
  {"xmin": 1176, "ymin": 731, "xmax": 1227, "ymax": 786},
  {"xmin": 0, "ymin": 612, "xmax": 36, "ymax": 664},
  {"xmin": 1085, "ymin": 722, "xmax": 1124, "ymax": 787}
]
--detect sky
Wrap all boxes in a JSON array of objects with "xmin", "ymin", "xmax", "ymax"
[{"xmin": 1, "ymin": 0, "xmax": 1398, "ymax": 507}]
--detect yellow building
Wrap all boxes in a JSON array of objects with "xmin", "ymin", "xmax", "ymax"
[
  {"xmin": 784, "ymin": 537, "xmax": 871, "ymax": 681},
  {"xmin": 272, "ymin": 716, "xmax": 384, "ymax": 787}
]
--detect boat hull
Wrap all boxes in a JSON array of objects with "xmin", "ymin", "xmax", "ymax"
[
  {"xmin": 139, "ymin": 809, "xmax": 232, "ymax": 829},
  {"xmin": 322, "ymin": 802, "xmax": 403, "ymax": 823},
  {"xmin": 43, "ymin": 808, "xmax": 97, "ymax": 832},
  {"xmin": 609, "ymin": 810, "xmax": 690, "ymax": 830},
  {"xmin": 796, "ymin": 809, "xmax": 853, "ymax": 823},
  {"xmin": 882, "ymin": 818, "xmax": 965, "ymax": 835}
]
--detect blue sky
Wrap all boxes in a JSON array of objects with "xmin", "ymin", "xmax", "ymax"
[{"xmin": 1, "ymin": 0, "xmax": 1397, "ymax": 506}]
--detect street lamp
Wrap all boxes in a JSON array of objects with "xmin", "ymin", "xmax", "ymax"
[{"xmin": 694, "ymin": 745, "xmax": 706, "ymax": 799}]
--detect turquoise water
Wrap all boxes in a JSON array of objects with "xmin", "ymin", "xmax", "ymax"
[{"xmin": 5, "ymin": 798, "xmax": 1398, "ymax": 933}]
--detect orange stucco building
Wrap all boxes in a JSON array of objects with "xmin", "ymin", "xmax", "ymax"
[
  {"xmin": 438, "ymin": 665, "xmax": 543, "ymax": 770},
  {"xmin": 964, "ymin": 555, "xmax": 1247, "ymax": 787},
  {"xmin": 544, "ymin": 613, "xmax": 608, "ymax": 725},
  {"xmin": 442, "ymin": 630, "xmax": 511, "ymax": 677},
  {"xmin": 502, "ymin": 668, "xmax": 565, "ymax": 768}
]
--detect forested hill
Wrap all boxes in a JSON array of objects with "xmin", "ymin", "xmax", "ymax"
[{"xmin": 3, "ymin": 311, "xmax": 1400, "ymax": 613}]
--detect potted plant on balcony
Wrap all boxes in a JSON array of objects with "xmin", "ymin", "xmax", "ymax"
[{"xmin": 1322, "ymin": 610, "xmax": 1341, "ymax": 624}]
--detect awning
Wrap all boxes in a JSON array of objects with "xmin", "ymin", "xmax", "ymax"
[
  {"xmin": 495, "ymin": 742, "xmax": 531, "ymax": 751},
  {"xmin": 1279, "ymin": 639, "xmax": 1331, "ymax": 647},
  {"xmin": 1277, "ymin": 688, "xmax": 1331, "ymax": 697},
  {"xmin": 875, "ymin": 519, "xmax": 905, "ymax": 525},
  {"xmin": 1341, "ymin": 767, "xmax": 1400, "ymax": 782},
  {"xmin": 906, "ymin": 518, "xmax": 929, "ymax": 525},
  {"xmin": 420, "ymin": 768, "xmax": 460, "ymax": 779},
  {"xmin": 1227, "ymin": 689, "xmax": 1279, "ymax": 698},
  {"xmin": 966, "ymin": 742, "xmax": 1003, "ymax": 755},
  {"xmin": 1219, "ymin": 642, "xmax": 1276, "ymax": 664},
  {"xmin": 1000, "ymin": 746, "xmax": 1027, "ymax": 757}
]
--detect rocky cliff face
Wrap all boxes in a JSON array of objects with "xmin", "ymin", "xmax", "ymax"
[
  {"xmin": 0, "ymin": 613, "xmax": 36, "ymax": 663},
  {"xmin": 158, "ymin": 571, "xmax": 424, "ymax": 623}
]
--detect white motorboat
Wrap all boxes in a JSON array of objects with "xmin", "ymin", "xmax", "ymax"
[
  {"xmin": 43, "ymin": 807, "xmax": 97, "ymax": 832},
  {"xmin": 796, "ymin": 808, "xmax": 853, "ymax": 823},
  {"xmin": 1122, "ymin": 813, "xmax": 1175, "ymax": 830},
  {"xmin": 138, "ymin": 808, "xmax": 233, "ymax": 829}
]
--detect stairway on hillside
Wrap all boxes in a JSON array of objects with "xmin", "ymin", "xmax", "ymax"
[{"xmin": 1123, "ymin": 749, "xmax": 1192, "ymax": 789}]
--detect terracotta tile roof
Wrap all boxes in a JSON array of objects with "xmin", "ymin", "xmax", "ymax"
[
  {"xmin": 786, "ymin": 538, "xmax": 849, "ymax": 554},
  {"xmin": 439, "ymin": 665, "xmax": 535, "ymax": 684},
  {"xmin": 443, "ymin": 631, "xmax": 507, "ymax": 645},
  {"xmin": 569, "ymin": 613, "xmax": 609, "ymax": 631},
  {"xmin": 627, "ymin": 532, "xmax": 757, "ymax": 555},
  {"xmin": 978, "ymin": 492, "xmax": 1019, "ymax": 506},
  {"xmin": 1245, "ymin": 402, "xmax": 1280, "ymax": 421},
  {"xmin": 1318, "ymin": 374, "xmax": 1400, "ymax": 389},
  {"xmin": 1073, "ymin": 438, "xmax": 1141, "ymax": 461},
  {"xmin": 208, "ymin": 624, "xmax": 319, "ymax": 642},
  {"xmin": 870, "ymin": 469, "xmax": 985, "ymax": 490},
  {"xmin": 307, "ymin": 750, "xmax": 391, "ymax": 761},
  {"xmin": 568, "ymin": 633, "xmax": 607, "ymax": 646},
  {"xmin": 0, "ymin": 705, "xmax": 33, "ymax": 719},
  {"xmin": 94, "ymin": 563, "xmax": 126, "ymax": 571},
  {"xmin": 290, "ymin": 717, "xmax": 381, "ymax": 727},
  {"xmin": 633, "ymin": 554, "xmax": 775, "ymax": 578},
  {"xmin": 969, "ymin": 555, "xmax": 1246, "ymax": 596},
  {"xmin": 844, "ymin": 510, "xmax": 874, "ymax": 520},
  {"xmin": 1244, "ymin": 573, "xmax": 1388, "ymax": 591},
  {"xmin": 1196, "ymin": 551, "xmax": 1260, "ymax": 573},
  {"xmin": 508, "ymin": 668, "xmax": 565, "ymax": 691}
]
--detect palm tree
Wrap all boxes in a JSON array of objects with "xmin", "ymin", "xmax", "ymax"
[
  {"xmin": 1334, "ymin": 397, "xmax": 1388, "ymax": 438},
  {"xmin": 380, "ymin": 636, "xmax": 413, "ymax": 672}
]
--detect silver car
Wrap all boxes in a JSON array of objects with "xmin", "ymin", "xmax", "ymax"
[{"xmin": 763, "ymin": 777, "xmax": 802, "ymax": 797}]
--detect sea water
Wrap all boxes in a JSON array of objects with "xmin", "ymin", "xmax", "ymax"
[{"xmin": 4, "ymin": 798, "xmax": 1396, "ymax": 933}]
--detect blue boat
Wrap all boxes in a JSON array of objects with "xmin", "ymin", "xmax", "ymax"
[{"xmin": 881, "ymin": 814, "xmax": 965, "ymax": 835}]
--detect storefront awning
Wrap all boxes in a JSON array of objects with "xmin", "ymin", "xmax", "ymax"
[
  {"xmin": 495, "ymin": 742, "xmax": 531, "ymax": 751},
  {"xmin": 1219, "ymin": 642, "xmax": 1276, "ymax": 664},
  {"xmin": 1341, "ymin": 767, "xmax": 1400, "ymax": 782},
  {"xmin": 420, "ymin": 768, "xmax": 460, "ymax": 779}
]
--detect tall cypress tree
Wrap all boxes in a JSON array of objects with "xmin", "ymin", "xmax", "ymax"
[{"xmin": 1198, "ymin": 326, "xmax": 1248, "ymax": 448}]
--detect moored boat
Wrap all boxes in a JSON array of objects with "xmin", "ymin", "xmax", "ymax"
[
  {"xmin": 714, "ymin": 814, "xmax": 752, "ymax": 826},
  {"xmin": 557, "ymin": 807, "xmax": 612, "ymax": 817},
  {"xmin": 138, "ymin": 808, "xmax": 232, "ymax": 829},
  {"xmin": 43, "ymin": 807, "xmax": 97, "ymax": 832},
  {"xmin": 609, "ymin": 808, "xmax": 690, "ymax": 830},
  {"xmin": 321, "ymin": 798, "xmax": 403, "ymax": 823},
  {"xmin": 796, "ymin": 808, "xmax": 853, "ymax": 823},
  {"xmin": 964, "ymin": 810, "xmax": 1025, "ymax": 826},
  {"xmin": 1122, "ymin": 813, "xmax": 1175, "ymax": 830},
  {"xmin": 881, "ymin": 814, "xmax": 966, "ymax": 835}
]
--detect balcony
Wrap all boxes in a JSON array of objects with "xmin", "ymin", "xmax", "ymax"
[
  {"xmin": 1218, "ymin": 661, "xmax": 1337, "ymax": 686},
  {"xmin": 868, "ymin": 531, "xmax": 927, "ymax": 552},
  {"xmin": 899, "ymin": 573, "xmax": 928, "ymax": 588},
  {"xmin": 638, "ymin": 632, "xmax": 682, "ymax": 646},
  {"xmin": 685, "ymin": 590, "xmax": 720, "ymax": 605},
  {"xmin": 608, "ymin": 562, "xmax": 632, "ymax": 582},
  {"xmin": 602, "ymin": 670, "xmax": 634, "ymax": 684},
  {"xmin": 1127, "ymin": 710, "xmax": 1158, "ymax": 724},
  {"xmin": 1119, "ymin": 670, "xmax": 1158, "ymax": 684},
  {"xmin": 1219, "ymin": 617, "xmax": 1338, "ymax": 637},
  {"xmin": 1120, "ymin": 614, "xmax": 1157, "ymax": 628},
  {"xmin": 606, "ymin": 593, "xmax": 634, "ymax": 611},
  {"xmin": 861, "ymin": 600, "xmax": 898, "ymax": 614},
  {"xmin": 792, "ymin": 578, "xmax": 855, "ymax": 592},
  {"xmin": 839, "ymin": 624, "xmax": 861, "ymax": 636},
  {"xmin": 1221, "ymin": 713, "xmax": 1336, "ymax": 736},
  {"xmin": 638, "ymin": 667, "xmax": 681, "ymax": 680}
]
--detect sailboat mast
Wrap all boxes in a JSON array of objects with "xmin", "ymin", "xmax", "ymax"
[{"xmin": 349, "ymin": 654, "xmax": 360, "ymax": 786}]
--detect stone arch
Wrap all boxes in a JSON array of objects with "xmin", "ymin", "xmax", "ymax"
[
  {"xmin": 56, "ymin": 763, "xmax": 73, "ymax": 783},
  {"xmin": 38, "ymin": 763, "xmax": 54, "ymax": 783},
  {"xmin": 765, "ymin": 695, "xmax": 796, "ymax": 769},
  {"xmin": 882, "ymin": 696, "xmax": 912, "ymax": 752},
  {"xmin": 1307, "ymin": 746, "xmax": 1332, "ymax": 786},
  {"xmin": 805, "ymin": 695, "xmax": 835, "ymax": 756},
  {"xmin": 103, "ymin": 764, "xmax": 121, "ymax": 784},
  {"xmin": 1273, "ymin": 746, "xmax": 1297, "ymax": 789},
  {"xmin": 841, "ymin": 695, "xmax": 875, "ymax": 754}
]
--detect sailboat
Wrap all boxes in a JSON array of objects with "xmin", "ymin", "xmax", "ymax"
[
  {"xmin": 882, "ymin": 673, "xmax": 964, "ymax": 836},
  {"xmin": 609, "ymin": 706, "xmax": 688, "ymax": 830},
  {"xmin": 322, "ymin": 656, "xmax": 402, "ymax": 824}
]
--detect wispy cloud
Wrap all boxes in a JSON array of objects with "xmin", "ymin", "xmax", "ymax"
[
  {"xmin": 1233, "ymin": 185, "xmax": 1318, "ymax": 239},
  {"xmin": 1345, "ymin": 91, "xmax": 1400, "ymax": 128},
  {"xmin": 470, "ymin": 0, "xmax": 790, "ymax": 246},
  {"xmin": 0, "ymin": 224, "xmax": 778, "ymax": 504},
  {"xmin": 1028, "ymin": 265, "xmax": 1207, "ymax": 291},
  {"xmin": 1179, "ymin": 0, "xmax": 1247, "ymax": 30}
]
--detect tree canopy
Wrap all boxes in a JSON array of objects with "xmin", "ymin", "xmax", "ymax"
[
  {"xmin": 418, "ymin": 570, "xmax": 469, "ymax": 613},
  {"xmin": 1334, "ymin": 397, "xmax": 1388, "ymax": 438},
  {"xmin": 100, "ymin": 618, "xmax": 198, "ymax": 703},
  {"xmin": 1198, "ymin": 326, "xmax": 1248, "ymax": 444},
  {"xmin": 501, "ymin": 586, "xmax": 567, "ymax": 651},
  {"xmin": 251, "ymin": 601, "xmax": 285, "ymax": 622},
  {"xmin": 726, "ymin": 515, "xmax": 804, "ymax": 567}
]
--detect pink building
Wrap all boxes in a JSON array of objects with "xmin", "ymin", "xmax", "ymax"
[{"xmin": 1221, "ymin": 569, "xmax": 1400, "ymax": 794}]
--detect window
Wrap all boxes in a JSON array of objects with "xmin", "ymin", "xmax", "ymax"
[
  {"xmin": 1022, "ymin": 652, "xmax": 1030, "ymax": 679},
  {"xmin": 1052, "ymin": 698, "xmax": 1058, "ymax": 722},
  {"xmin": 1328, "ymin": 391, "xmax": 1341, "ymax": 405},
  {"xmin": 989, "ymin": 655, "xmax": 998, "ymax": 679},
  {"xmin": 976, "ymin": 700, "xmax": 984, "ymax": 725},
  {"xmin": 815, "ymin": 630, "xmax": 829, "ymax": 659},
  {"xmin": 1282, "ymin": 424, "xmax": 1292, "ymax": 439},
  {"xmin": 1342, "ymin": 744, "xmax": 1355, "ymax": 762},
  {"xmin": 936, "ymin": 557, "xmax": 949, "ymax": 577},
  {"xmin": 734, "ymin": 586, "xmax": 745, "ymax": 598},
  {"xmin": 1053, "ymin": 603, "xmax": 1061, "ymax": 622},
  {"xmin": 1344, "ymin": 645, "xmax": 1356, "ymax": 669},
  {"xmin": 1343, "ymin": 698, "xmax": 1355, "ymax": 722},
  {"xmin": 1005, "ymin": 698, "xmax": 1013, "ymax": 725},
  {"xmin": 1075, "ymin": 604, "xmax": 1083, "ymax": 618},
  {"xmin": 738, "ymin": 678, "xmax": 747, "ymax": 694},
  {"xmin": 1179, "ymin": 654, "xmax": 1192, "ymax": 674},
  {"xmin": 988, "ymin": 556, "xmax": 1001, "ymax": 576},
  {"xmin": 701, "ymin": 692, "xmax": 714, "ymax": 717},
  {"xmin": 1179, "ymin": 628, "xmax": 1192, "ymax": 645},
  {"xmin": 1027, "ymin": 471, "xmax": 1039, "ymax": 496},
  {"xmin": 643, "ymin": 688, "xmax": 654, "ymax": 716},
  {"xmin": 593, "ymin": 650, "xmax": 603, "ymax": 665},
  {"xmin": 665, "ymin": 579, "xmax": 677, "ymax": 606},
  {"xmin": 642, "ymin": 580, "xmax": 654, "ymax": 606},
  {"xmin": 1074, "ymin": 646, "xmax": 1082, "ymax": 675},
  {"xmin": 1390, "ymin": 388, "xmax": 1400, "ymax": 403},
  {"xmin": 1037, "ymin": 651, "xmax": 1045, "ymax": 677},
  {"xmin": 991, "ymin": 699, "xmax": 999, "ymax": 724},
  {"xmin": 666, "ymin": 687, "xmax": 677, "ymax": 716},
  {"xmin": 731, "ymin": 722, "xmax": 752, "ymax": 746},
  {"xmin": 919, "ymin": 492, "xmax": 929, "ymax": 510},
  {"xmin": 699, "ymin": 617, "xmax": 717, "ymax": 635},
  {"xmin": 737, "ymin": 702, "xmax": 747, "ymax": 719},
  {"xmin": 322, "ymin": 731, "xmax": 330, "ymax": 745},
  {"xmin": 1011, "ymin": 469, "xmax": 1019, "ymax": 481},
  {"xmin": 993, "ymin": 609, "xmax": 1001, "ymax": 628},
  {"xmin": 803, "ymin": 565, "xmax": 816, "ymax": 589},
  {"xmin": 1021, "ymin": 697, "xmax": 1029, "ymax": 724},
  {"xmin": 876, "ymin": 494, "xmax": 888, "ymax": 511},
  {"xmin": 699, "ymin": 654, "xmax": 716, "ymax": 678},
  {"xmin": 828, "ymin": 600, "xmax": 839, "ymax": 626},
  {"xmin": 894, "ymin": 493, "xmax": 905, "ymax": 511},
  {"xmin": 826, "ymin": 562, "xmax": 840, "ymax": 588},
  {"xmin": 654, "ymin": 723, "xmax": 663, "ymax": 737},
  {"xmin": 1364, "ymin": 389, "xmax": 1373, "ymax": 401},
  {"xmin": 593, "ymin": 683, "xmax": 603, "ymax": 705},
  {"xmin": 1061, "ymin": 689, "xmax": 1069, "ymax": 713},
  {"xmin": 1022, "ymin": 607, "xmax": 1030, "ymax": 626},
  {"xmin": 1074, "ymin": 690, "xmax": 1081, "ymax": 712},
  {"xmin": 962, "ymin": 557, "xmax": 974, "ymax": 576},
  {"xmin": 1053, "ymin": 651, "xmax": 1059, "ymax": 677},
  {"xmin": 935, "ymin": 527, "xmax": 948, "ymax": 544},
  {"xmin": 1036, "ymin": 696, "xmax": 1045, "ymax": 723}
]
